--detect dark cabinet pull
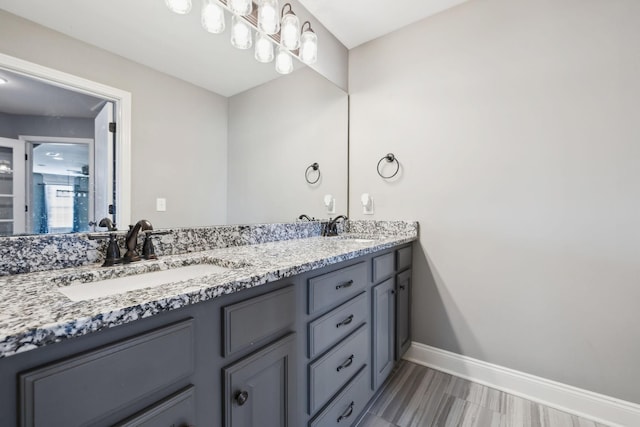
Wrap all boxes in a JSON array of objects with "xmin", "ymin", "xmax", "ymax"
[
  {"xmin": 391, "ymin": 290, "xmax": 395, "ymax": 295},
  {"xmin": 336, "ymin": 314, "xmax": 354, "ymax": 328},
  {"xmin": 335, "ymin": 280, "xmax": 354, "ymax": 290},
  {"xmin": 337, "ymin": 401, "xmax": 354, "ymax": 422},
  {"xmin": 336, "ymin": 355, "xmax": 354, "ymax": 372},
  {"xmin": 399, "ymin": 285, "xmax": 406, "ymax": 290},
  {"xmin": 235, "ymin": 390, "xmax": 249, "ymax": 406}
]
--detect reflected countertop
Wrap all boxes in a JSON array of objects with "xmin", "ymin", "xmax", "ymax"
[{"xmin": 0, "ymin": 232, "xmax": 417, "ymax": 358}]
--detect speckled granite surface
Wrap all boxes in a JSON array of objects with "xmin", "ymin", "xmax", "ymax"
[
  {"xmin": 0, "ymin": 221, "xmax": 417, "ymax": 358},
  {"xmin": 0, "ymin": 222, "xmax": 322, "ymax": 276}
]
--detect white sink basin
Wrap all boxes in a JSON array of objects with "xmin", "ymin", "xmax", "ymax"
[
  {"xmin": 346, "ymin": 238, "xmax": 375, "ymax": 243},
  {"xmin": 59, "ymin": 264, "xmax": 230, "ymax": 302}
]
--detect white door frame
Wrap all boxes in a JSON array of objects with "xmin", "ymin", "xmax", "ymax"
[
  {"xmin": 19, "ymin": 136, "xmax": 94, "ymax": 233},
  {"xmin": 0, "ymin": 52, "xmax": 132, "ymax": 229},
  {"xmin": 0, "ymin": 137, "xmax": 26, "ymax": 233}
]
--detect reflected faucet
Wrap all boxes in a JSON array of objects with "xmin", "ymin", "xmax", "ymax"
[
  {"xmin": 323, "ymin": 215, "xmax": 348, "ymax": 237},
  {"xmin": 123, "ymin": 219, "xmax": 153, "ymax": 263}
]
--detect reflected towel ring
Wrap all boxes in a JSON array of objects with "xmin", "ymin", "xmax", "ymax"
[
  {"xmin": 305, "ymin": 162, "xmax": 321, "ymax": 184},
  {"xmin": 377, "ymin": 153, "xmax": 400, "ymax": 179}
]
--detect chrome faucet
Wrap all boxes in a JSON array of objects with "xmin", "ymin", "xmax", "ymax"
[
  {"xmin": 323, "ymin": 215, "xmax": 348, "ymax": 237},
  {"xmin": 123, "ymin": 219, "xmax": 153, "ymax": 263}
]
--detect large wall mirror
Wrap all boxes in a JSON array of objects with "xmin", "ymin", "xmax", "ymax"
[{"xmin": 0, "ymin": 2, "xmax": 348, "ymax": 236}]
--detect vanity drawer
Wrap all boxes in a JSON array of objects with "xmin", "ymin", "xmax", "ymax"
[
  {"xmin": 222, "ymin": 285, "xmax": 295, "ymax": 357},
  {"xmin": 308, "ymin": 262, "xmax": 367, "ymax": 314},
  {"xmin": 20, "ymin": 320, "xmax": 194, "ymax": 427},
  {"xmin": 308, "ymin": 292, "xmax": 367, "ymax": 358},
  {"xmin": 309, "ymin": 366, "xmax": 369, "ymax": 427},
  {"xmin": 115, "ymin": 386, "xmax": 195, "ymax": 427},
  {"xmin": 309, "ymin": 325, "xmax": 368, "ymax": 414},
  {"xmin": 372, "ymin": 252, "xmax": 394, "ymax": 283},
  {"xmin": 397, "ymin": 245, "xmax": 412, "ymax": 272}
]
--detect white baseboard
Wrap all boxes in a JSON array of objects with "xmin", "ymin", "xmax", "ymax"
[{"xmin": 403, "ymin": 342, "xmax": 640, "ymax": 427}]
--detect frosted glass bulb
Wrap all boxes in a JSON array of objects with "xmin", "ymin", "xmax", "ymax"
[
  {"xmin": 258, "ymin": 0, "xmax": 280, "ymax": 35},
  {"xmin": 299, "ymin": 29, "xmax": 317, "ymax": 64},
  {"xmin": 280, "ymin": 12, "xmax": 300, "ymax": 50},
  {"xmin": 201, "ymin": 0, "xmax": 225, "ymax": 34},
  {"xmin": 165, "ymin": 0, "xmax": 192, "ymax": 14},
  {"xmin": 255, "ymin": 32, "xmax": 275, "ymax": 63},
  {"xmin": 228, "ymin": 0, "xmax": 252, "ymax": 16},
  {"xmin": 275, "ymin": 47, "xmax": 293, "ymax": 74},
  {"xmin": 231, "ymin": 15, "xmax": 252, "ymax": 49}
]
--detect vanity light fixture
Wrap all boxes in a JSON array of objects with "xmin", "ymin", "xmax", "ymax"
[
  {"xmin": 275, "ymin": 47, "xmax": 293, "ymax": 74},
  {"xmin": 299, "ymin": 21, "xmax": 317, "ymax": 65},
  {"xmin": 258, "ymin": 0, "xmax": 280, "ymax": 35},
  {"xmin": 255, "ymin": 32, "xmax": 275, "ymax": 63},
  {"xmin": 228, "ymin": 0, "xmax": 252, "ymax": 16},
  {"xmin": 201, "ymin": 0, "xmax": 225, "ymax": 33},
  {"xmin": 231, "ymin": 15, "xmax": 252, "ymax": 49},
  {"xmin": 165, "ymin": 0, "xmax": 317, "ymax": 74},
  {"xmin": 165, "ymin": 0, "xmax": 192, "ymax": 14},
  {"xmin": 280, "ymin": 3, "xmax": 300, "ymax": 50}
]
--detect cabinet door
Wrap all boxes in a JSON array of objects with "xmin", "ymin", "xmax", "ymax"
[
  {"xmin": 223, "ymin": 333, "xmax": 296, "ymax": 427},
  {"xmin": 396, "ymin": 269, "xmax": 411, "ymax": 359},
  {"xmin": 372, "ymin": 278, "xmax": 395, "ymax": 389}
]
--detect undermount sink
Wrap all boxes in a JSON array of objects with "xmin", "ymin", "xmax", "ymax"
[{"xmin": 59, "ymin": 264, "xmax": 231, "ymax": 302}]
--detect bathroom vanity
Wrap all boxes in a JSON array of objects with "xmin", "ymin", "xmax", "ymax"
[{"xmin": 0, "ymin": 221, "xmax": 416, "ymax": 426}]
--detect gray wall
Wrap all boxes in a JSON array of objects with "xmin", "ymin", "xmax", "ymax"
[
  {"xmin": 0, "ymin": 10, "xmax": 228, "ymax": 228},
  {"xmin": 227, "ymin": 67, "xmax": 348, "ymax": 224},
  {"xmin": 0, "ymin": 112, "xmax": 94, "ymax": 139},
  {"xmin": 349, "ymin": 0, "xmax": 640, "ymax": 404}
]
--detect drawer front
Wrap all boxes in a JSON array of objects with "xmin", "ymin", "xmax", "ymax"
[
  {"xmin": 20, "ymin": 320, "xmax": 194, "ymax": 427},
  {"xmin": 309, "ymin": 325, "xmax": 368, "ymax": 414},
  {"xmin": 396, "ymin": 245, "xmax": 412, "ymax": 272},
  {"xmin": 309, "ymin": 366, "xmax": 369, "ymax": 427},
  {"xmin": 115, "ymin": 386, "xmax": 195, "ymax": 427},
  {"xmin": 308, "ymin": 262, "xmax": 367, "ymax": 314},
  {"xmin": 223, "ymin": 285, "xmax": 295, "ymax": 357},
  {"xmin": 372, "ymin": 252, "xmax": 394, "ymax": 283},
  {"xmin": 308, "ymin": 292, "xmax": 367, "ymax": 358}
]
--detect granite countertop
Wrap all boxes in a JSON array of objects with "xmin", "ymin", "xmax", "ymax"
[{"xmin": 0, "ymin": 232, "xmax": 416, "ymax": 358}]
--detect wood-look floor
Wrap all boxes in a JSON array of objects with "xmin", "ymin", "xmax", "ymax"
[{"xmin": 356, "ymin": 361, "xmax": 609, "ymax": 427}]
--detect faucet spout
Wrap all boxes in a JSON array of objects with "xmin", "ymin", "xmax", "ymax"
[
  {"xmin": 324, "ymin": 215, "xmax": 348, "ymax": 237},
  {"xmin": 123, "ymin": 219, "xmax": 153, "ymax": 263}
]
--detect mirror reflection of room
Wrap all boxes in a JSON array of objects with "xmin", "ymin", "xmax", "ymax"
[{"xmin": 0, "ymin": 68, "xmax": 115, "ymax": 236}]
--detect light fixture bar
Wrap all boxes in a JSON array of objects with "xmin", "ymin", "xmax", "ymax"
[{"xmin": 215, "ymin": 0, "xmax": 305, "ymax": 60}]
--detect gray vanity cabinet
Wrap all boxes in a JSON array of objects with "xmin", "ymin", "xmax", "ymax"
[
  {"xmin": 223, "ymin": 333, "xmax": 296, "ymax": 427},
  {"xmin": 372, "ymin": 277, "xmax": 396, "ymax": 390}
]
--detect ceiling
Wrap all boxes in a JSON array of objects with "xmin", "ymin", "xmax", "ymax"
[
  {"xmin": 299, "ymin": 0, "xmax": 469, "ymax": 49},
  {"xmin": 0, "ymin": 68, "xmax": 103, "ymax": 118},
  {"xmin": 0, "ymin": 0, "xmax": 468, "ymax": 95}
]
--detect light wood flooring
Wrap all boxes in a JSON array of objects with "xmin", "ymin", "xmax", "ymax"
[{"xmin": 356, "ymin": 361, "xmax": 609, "ymax": 427}]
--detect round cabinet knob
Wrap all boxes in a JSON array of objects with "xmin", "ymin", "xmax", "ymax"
[{"xmin": 235, "ymin": 390, "xmax": 249, "ymax": 406}]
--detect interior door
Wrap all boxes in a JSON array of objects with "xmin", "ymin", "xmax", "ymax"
[
  {"xmin": 0, "ymin": 137, "xmax": 25, "ymax": 235},
  {"xmin": 94, "ymin": 101, "xmax": 114, "ymax": 225}
]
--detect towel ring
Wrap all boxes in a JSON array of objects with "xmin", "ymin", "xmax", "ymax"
[
  {"xmin": 377, "ymin": 153, "xmax": 400, "ymax": 179},
  {"xmin": 305, "ymin": 162, "xmax": 321, "ymax": 184}
]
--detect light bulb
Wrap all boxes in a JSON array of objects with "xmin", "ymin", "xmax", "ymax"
[
  {"xmin": 201, "ymin": 0, "xmax": 225, "ymax": 34},
  {"xmin": 275, "ymin": 47, "xmax": 293, "ymax": 74},
  {"xmin": 258, "ymin": 0, "xmax": 280, "ymax": 35},
  {"xmin": 228, "ymin": 0, "xmax": 252, "ymax": 16},
  {"xmin": 255, "ymin": 32, "xmax": 275, "ymax": 63},
  {"xmin": 231, "ymin": 15, "xmax": 252, "ymax": 49},
  {"xmin": 165, "ymin": 0, "xmax": 192, "ymax": 14},
  {"xmin": 280, "ymin": 12, "xmax": 300, "ymax": 50},
  {"xmin": 299, "ymin": 27, "xmax": 317, "ymax": 64}
]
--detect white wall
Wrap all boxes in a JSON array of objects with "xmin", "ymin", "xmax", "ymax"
[
  {"xmin": 0, "ymin": 112, "xmax": 94, "ymax": 139},
  {"xmin": 0, "ymin": 10, "xmax": 228, "ymax": 228},
  {"xmin": 349, "ymin": 0, "xmax": 640, "ymax": 404},
  {"xmin": 227, "ymin": 67, "xmax": 348, "ymax": 224}
]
